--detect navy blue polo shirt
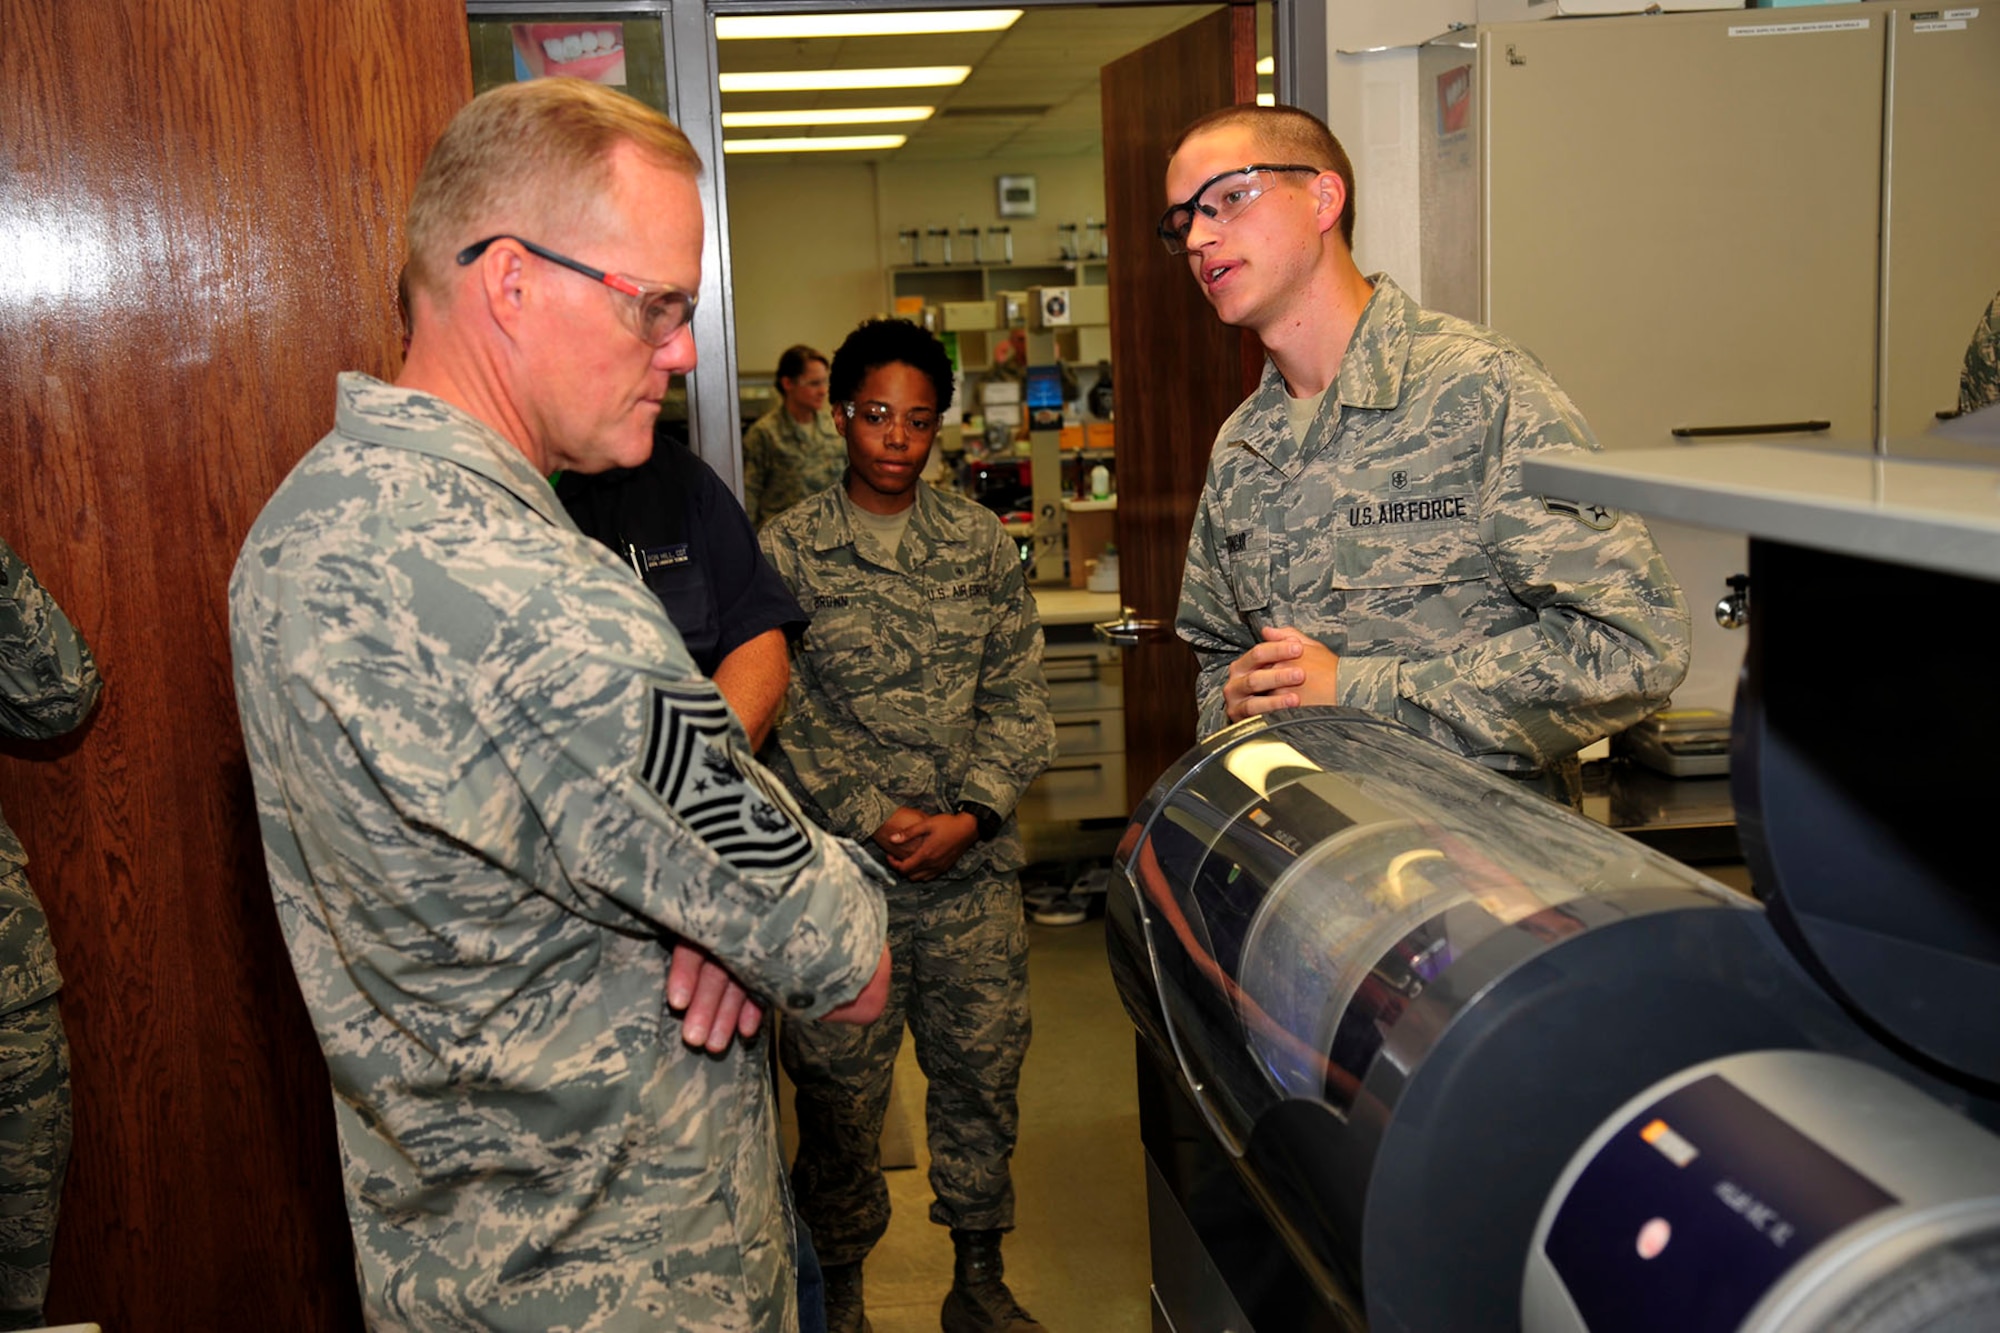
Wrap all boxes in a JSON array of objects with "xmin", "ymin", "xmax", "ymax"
[{"xmin": 556, "ymin": 436, "xmax": 807, "ymax": 676}]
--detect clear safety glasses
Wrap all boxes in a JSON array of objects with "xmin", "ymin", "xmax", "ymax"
[
  {"xmin": 1156, "ymin": 164, "xmax": 1324, "ymax": 255},
  {"xmin": 842, "ymin": 401, "xmax": 940, "ymax": 439}
]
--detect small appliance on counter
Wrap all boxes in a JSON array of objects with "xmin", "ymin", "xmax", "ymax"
[{"xmin": 1618, "ymin": 707, "xmax": 1732, "ymax": 778}]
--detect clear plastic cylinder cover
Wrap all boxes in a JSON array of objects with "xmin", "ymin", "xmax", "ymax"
[{"xmin": 1122, "ymin": 712, "xmax": 1741, "ymax": 1154}]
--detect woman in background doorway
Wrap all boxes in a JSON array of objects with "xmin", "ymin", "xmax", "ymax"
[{"xmin": 743, "ymin": 343, "xmax": 844, "ymax": 528}]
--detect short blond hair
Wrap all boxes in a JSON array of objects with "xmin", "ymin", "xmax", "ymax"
[
  {"xmin": 404, "ymin": 78, "xmax": 702, "ymax": 306},
  {"xmin": 1172, "ymin": 104, "xmax": 1355, "ymax": 250}
]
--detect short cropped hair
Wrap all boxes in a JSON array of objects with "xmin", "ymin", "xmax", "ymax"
[
  {"xmin": 776, "ymin": 344, "xmax": 828, "ymax": 383},
  {"xmin": 404, "ymin": 78, "xmax": 702, "ymax": 307},
  {"xmin": 1172, "ymin": 104, "xmax": 1356, "ymax": 250},
  {"xmin": 829, "ymin": 319, "xmax": 955, "ymax": 415}
]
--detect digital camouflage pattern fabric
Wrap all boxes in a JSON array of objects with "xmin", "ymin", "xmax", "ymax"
[
  {"xmin": 0, "ymin": 536, "xmax": 101, "ymax": 1009},
  {"xmin": 742, "ymin": 404, "xmax": 846, "ymax": 528},
  {"xmin": 0, "ymin": 534, "xmax": 98, "ymax": 1329},
  {"xmin": 0, "ymin": 996, "xmax": 69, "ymax": 1329},
  {"xmin": 757, "ymin": 482, "xmax": 1057, "ymax": 882},
  {"xmin": 229, "ymin": 374, "xmax": 889, "ymax": 1333},
  {"xmin": 1178, "ymin": 276, "xmax": 1690, "ymax": 769},
  {"xmin": 780, "ymin": 875, "xmax": 1030, "ymax": 1266},
  {"xmin": 1961, "ymin": 290, "xmax": 2000, "ymax": 417},
  {"xmin": 759, "ymin": 481, "xmax": 1053, "ymax": 1269}
]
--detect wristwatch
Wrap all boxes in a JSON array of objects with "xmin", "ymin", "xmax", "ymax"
[{"xmin": 957, "ymin": 801, "xmax": 1004, "ymax": 843}]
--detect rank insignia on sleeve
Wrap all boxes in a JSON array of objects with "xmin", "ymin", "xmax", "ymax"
[
  {"xmin": 1543, "ymin": 497, "xmax": 1619, "ymax": 531},
  {"xmin": 641, "ymin": 682, "xmax": 813, "ymax": 876}
]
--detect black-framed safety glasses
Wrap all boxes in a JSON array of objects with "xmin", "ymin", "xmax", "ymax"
[
  {"xmin": 1156, "ymin": 164, "xmax": 1325, "ymax": 255},
  {"xmin": 456, "ymin": 235, "xmax": 697, "ymax": 346}
]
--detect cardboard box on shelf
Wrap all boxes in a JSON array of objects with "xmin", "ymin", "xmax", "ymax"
[
  {"xmin": 1059, "ymin": 425, "xmax": 1084, "ymax": 451},
  {"xmin": 1029, "ymin": 285, "xmax": 1110, "ymax": 329},
  {"xmin": 893, "ymin": 295, "xmax": 926, "ymax": 317},
  {"xmin": 940, "ymin": 301, "xmax": 999, "ymax": 332},
  {"xmin": 1085, "ymin": 422, "xmax": 1115, "ymax": 451},
  {"xmin": 995, "ymin": 291, "xmax": 1029, "ymax": 328},
  {"xmin": 1063, "ymin": 498, "xmax": 1117, "ymax": 590},
  {"xmin": 1058, "ymin": 325, "xmax": 1114, "ymax": 365},
  {"xmin": 980, "ymin": 379, "xmax": 1022, "ymax": 406}
]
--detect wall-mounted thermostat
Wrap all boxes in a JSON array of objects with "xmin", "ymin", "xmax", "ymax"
[{"xmin": 996, "ymin": 174, "xmax": 1037, "ymax": 219}]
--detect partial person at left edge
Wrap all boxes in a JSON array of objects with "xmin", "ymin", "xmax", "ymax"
[
  {"xmin": 228, "ymin": 77, "xmax": 890, "ymax": 1332},
  {"xmin": 0, "ymin": 534, "xmax": 102, "ymax": 1331}
]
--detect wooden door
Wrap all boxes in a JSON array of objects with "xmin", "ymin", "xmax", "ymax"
[
  {"xmin": 0, "ymin": 2, "xmax": 468, "ymax": 1327},
  {"xmin": 1101, "ymin": 6, "xmax": 1262, "ymax": 803}
]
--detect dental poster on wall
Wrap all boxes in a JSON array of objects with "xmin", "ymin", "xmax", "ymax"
[{"xmin": 511, "ymin": 24, "xmax": 629, "ymax": 85}]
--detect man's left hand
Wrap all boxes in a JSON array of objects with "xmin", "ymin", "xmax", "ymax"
[
  {"xmin": 886, "ymin": 811, "xmax": 980, "ymax": 882},
  {"xmin": 667, "ymin": 942, "xmax": 764, "ymax": 1053}
]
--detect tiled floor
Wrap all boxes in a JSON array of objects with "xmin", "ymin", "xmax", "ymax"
[{"xmin": 843, "ymin": 918, "xmax": 1151, "ymax": 1333}]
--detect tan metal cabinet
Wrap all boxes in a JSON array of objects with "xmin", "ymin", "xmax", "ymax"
[
  {"xmin": 1477, "ymin": 7, "xmax": 1886, "ymax": 454},
  {"xmin": 1423, "ymin": 3, "xmax": 2000, "ymax": 453},
  {"xmin": 1878, "ymin": 8, "xmax": 2000, "ymax": 442}
]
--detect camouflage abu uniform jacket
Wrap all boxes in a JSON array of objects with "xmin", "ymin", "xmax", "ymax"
[
  {"xmin": 742, "ymin": 404, "xmax": 845, "ymax": 528},
  {"xmin": 0, "ymin": 536, "xmax": 102, "ymax": 1014},
  {"xmin": 1177, "ymin": 276, "xmax": 1690, "ymax": 770},
  {"xmin": 759, "ymin": 482, "xmax": 1057, "ymax": 884},
  {"xmin": 1961, "ymin": 290, "xmax": 2000, "ymax": 417},
  {"xmin": 229, "ymin": 375, "xmax": 889, "ymax": 1333}
]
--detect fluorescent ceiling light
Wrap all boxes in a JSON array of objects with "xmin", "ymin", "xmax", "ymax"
[
  {"xmin": 718, "ymin": 11, "xmax": 1022, "ymax": 39},
  {"xmin": 724, "ymin": 134, "xmax": 908, "ymax": 154},
  {"xmin": 1256, "ymin": 56, "xmax": 1275, "ymax": 75},
  {"xmin": 722, "ymin": 106, "xmax": 935, "ymax": 128},
  {"xmin": 720, "ymin": 66, "xmax": 970, "ymax": 93},
  {"xmin": 1256, "ymin": 93, "xmax": 1275, "ymax": 107}
]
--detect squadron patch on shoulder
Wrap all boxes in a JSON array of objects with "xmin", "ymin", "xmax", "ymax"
[
  {"xmin": 1543, "ymin": 496, "xmax": 1619, "ymax": 531},
  {"xmin": 641, "ymin": 682, "xmax": 813, "ymax": 876}
]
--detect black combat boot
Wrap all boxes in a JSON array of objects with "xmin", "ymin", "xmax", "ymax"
[
  {"xmin": 939, "ymin": 1229, "xmax": 1046, "ymax": 1333},
  {"xmin": 823, "ymin": 1260, "xmax": 873, "ymax": 1333}
]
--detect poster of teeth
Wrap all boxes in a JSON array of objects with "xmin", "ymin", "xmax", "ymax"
[{"xmin": 511, "ymin": 23, "xmax": 628, "ymax": 85}]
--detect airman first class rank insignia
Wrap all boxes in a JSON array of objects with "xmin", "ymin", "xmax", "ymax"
[
  {"xmin": 1543, "ymin": 497, "xmax": 1620, "ymax": 531},
  {"xmin": 642, "ymin": 681, "xmax": 813, "ymax": 877}
]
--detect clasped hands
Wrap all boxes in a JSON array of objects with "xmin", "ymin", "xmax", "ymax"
[
  {"xmin": 873, "ymin": 805, "xmax": 979, "ymax": 882},
  {"xmin": 1222, "ymin": 625, "xmax": 1341, "ymax": 722}
]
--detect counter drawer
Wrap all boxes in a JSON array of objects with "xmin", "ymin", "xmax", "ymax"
[
  {"xmin": 1051, "ymin": 707, "xmax": 1124, "ymax": 758},
  {"xmin": 1043, "ymin": 645, "xmax": 1122, "ymax": 712},
  {"xmin": 1016, "ymin": 754, "xmax": 1129, "ymax": 825}
]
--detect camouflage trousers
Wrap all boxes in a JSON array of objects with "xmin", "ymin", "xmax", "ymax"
[
  {"xmin": 0, "ymin": 994, "xmax": 70, "ymax": 1331},
  {"xmin": 779, "ymin": 873, "xmax": 1030, "ymax": 1267}
]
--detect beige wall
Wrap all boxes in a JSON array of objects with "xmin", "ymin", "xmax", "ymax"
[
  {"xmin": 724, "ymin": 159, "xmax": 885, "ymax": 383},
  {"xmin": 725, "ymin": 153, "xmax": 1107, "ymax": 379}
]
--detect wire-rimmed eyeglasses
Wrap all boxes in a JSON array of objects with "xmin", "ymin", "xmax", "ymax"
[
  {"xmin": 842, "ymin": 401, "xmax": 940, "ymax": 439},
  {"xmin": 1156, "ymin": 164, "xmax": 1324, "ymax": 255},
  {"xmin": 456, "ymin": 235, "xmax": 698, "ymax": 346}
]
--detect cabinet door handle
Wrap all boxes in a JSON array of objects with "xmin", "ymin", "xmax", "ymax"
[
  {"xmin": 1053, "ymin": 719, "xmax": 1103, "ymax": 731},
  {"xmin": 1670, "ymin": 420, "xmax": 1831, "ymax": 439},
  {"xmin": 1045, "ymin": 761, "xmax": 1105, "ymax": 774},
  {"xmin": 1095, "ymin": 606, "xmax": 1168, "ymax": 648}
]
